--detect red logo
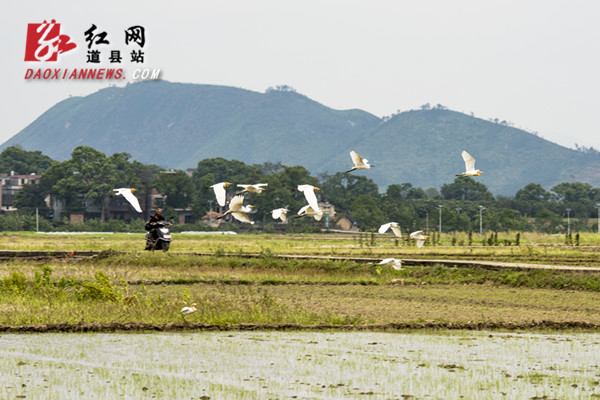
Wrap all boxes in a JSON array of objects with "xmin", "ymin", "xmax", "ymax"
[{"xmin": 24, "ymin": 20, "xmax": 77, "ymax": 62}]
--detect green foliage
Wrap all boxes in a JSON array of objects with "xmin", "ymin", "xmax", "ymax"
[
  {"xmin": 0, "ymin": 146, "xmax": 54, "ymax": 175},
  {"xmin": 13, "ymin": 183, "xmax": 50, "ymax": 215},
  {"xmin": 62, "ymin": 218, "xmax": 145, "ymax": 232},
  {"xmin": 320, "ymin": 172, "xmax": 380, "ymax": 214},
  {"xmin": 79, "ymin": 270, "xmax": 122, "ymax": 302},
  {"xmin": 441, "ymin": 176, "xmax": 495, "ymax": 201},
  {"xmin": 42, "ymin": 147, "xmax": 145, "ymax": 220},
  {"xmin": 350, "ymin": 194, "xmax": 386, "ymax": 230},
  {"xmin": 153, "ymin": 170, "xmax": 194, "ymax": 209},
  {"xmin": 0, "ymin": 213, "xmax": 53, "ymax": 231},
  {"xmin": 5, "ymin": 140, "xmax": 600, "ymax": 234}
]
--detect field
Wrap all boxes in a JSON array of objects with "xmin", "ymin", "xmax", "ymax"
[
  {"xmin": 2, "ymin": 331, "xmax": 600, "ymax": 399},
  {"xmin": 2, "ymin": 231, "xmax": 600, "ymax": 398},
  {"xmin": 1, "ymin": 231, "xmax": 600, "ymax": 329}
]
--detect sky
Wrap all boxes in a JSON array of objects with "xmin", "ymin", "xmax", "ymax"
[{"xmin": 3, "ymin": 0, "xmax": 600, "ymax": 150}]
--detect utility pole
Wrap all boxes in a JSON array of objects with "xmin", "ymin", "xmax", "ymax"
[
  {"xmin": 479, "ymin": 205, "xmax": 485, "ymax": 234},
  {"xmin": 597, "ymin": 203, "xmax": 600, "ymax": 234}
]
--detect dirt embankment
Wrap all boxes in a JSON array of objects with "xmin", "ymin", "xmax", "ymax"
[{"xmin": 1, "ymin": 321, "xmax": 599, "ymax": 333}]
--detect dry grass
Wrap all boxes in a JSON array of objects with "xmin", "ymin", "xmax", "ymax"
[{"xmin": 2, "ymin": 233, "xmax": 600, "ymax": 329}]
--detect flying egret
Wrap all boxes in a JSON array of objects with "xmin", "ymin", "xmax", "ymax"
[
  {"xmin": 295, "ymin": 205, "xmax": 323, "ymax": 221},
  {"xmin": 267, "ymin": 207, "xmax": 289, "ymax": 223},
  {"xmin": 210, "ymin": 182, "xmax": 231, "ymax": 207},
  {"xmin": 378, "ymin": 222, "xmax": 402, "ymax": 238},
  {"xmin": 379, "ymin": 258, "xmax": 402, "ymax": 270},
  {"xmin": 237, "ymin": 183, "xmax": 268, "ymax": 194},
  {"xmin": 345, "ymin": 151, "xmax": 374, "ymax": 173},
  {"xmin": 113, "ymin": 188, "xmax": 142, "ymax": 213},
  {"xmin": 410, "ymin": 230, "xmax": 429, "ymax": 248},
  {"xmin": 457, "ymin": 150, "xmax": 484, "ymax": 177},
  {"xmin": 180, "ymin": 303, "xmax": 197, "ymax": 322},
  {"xmin": 217, "ymin": 195, "xmax": 255, "ymax": 224},
  {"xmin": 296, "ymin": 184, "xmax": 321, "ymax": 211}
]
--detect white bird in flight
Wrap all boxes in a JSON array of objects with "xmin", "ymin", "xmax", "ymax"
[
  {"xmin": 296, "ymin": 184, "xmax": 321, "ymax": 211},
  {"xmin": 237, "ymin": 183, "xmax": 268, "ymax": 194},
  {"xmin": 345, "ymin": 150, "xmax": 374, "ymax": 173},
  {"xmin": 210, "ymin": 182, "xmax": 231, "ymax": 207},
  {"xmin": 180, "ymin": 303, "xmax": 197, "ymax": 321},
  {"xmin": 295, "ymin": 205, "xmax": 323, "ymax": 221},
  {"xmin": 379, "ymin": 258, "xmax": 402, "ymax": 270},
  {"xmin": 113, "ymin": 188, "xmax": 142, "ymax": 213},
  {"xmin": 378, "ymin": 222, "xmax": 402, "ymax": 238},
  {"xmin": 457, "ymin": 150, "xmax": 484, "ymax": 177},
  {"xmin": 410, "ymin": 230, "xmax": 429, "ymax": 248},
  {"xmin": 217, "ymin": 195, "xmax": 255, "ymax": 224},
  {"xmin": 267, "ymin": 207, "xmax": 289, "ymax": 223}
]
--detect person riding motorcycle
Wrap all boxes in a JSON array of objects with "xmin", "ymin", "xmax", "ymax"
[{"xmin": 145, "ymin": 208, "xmax": 166, "ymax": 246}]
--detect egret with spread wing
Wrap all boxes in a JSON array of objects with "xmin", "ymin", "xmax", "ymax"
[
  {"xmin": 410, "ymin": 230, "xmax": 429, "ymax": 248},
  {"xmin": 237, "ymin": 183, "xmax": 268, "ymax": 194},
  {"xmin": 345, "ymin": 150, "xmax": 374, "ymax": 173},
  {"xmin": 379, "ymin": 258, "xmax": 402, "ymax": 270},
  {"xmin": 210, "ymin": 182, "xmax": 231, "ymax": 207},
  {"xmin": 267, "ymin": 207, "xmax": 289, "ymax": 223},
  {"xmin": 296, "ymin": 184, "xmax": 320, "ymax": 211},
  {"xmin": 378, "ymin": 222, "xmax": 402, "ymax": 238},
  {"xmin": 217, "ymin": 195, "xmax": 254, "ymax": 224},
  {"xmin": 113, "ymin": 188, "xmax": 142, "ymax": 213},
  {"xmin": 295, "ymin": 205, "xmax": 323, "ymax": 221},
  {"xmin": 457, "ymin": 150, "xmax": 484, "ymax": 177}
]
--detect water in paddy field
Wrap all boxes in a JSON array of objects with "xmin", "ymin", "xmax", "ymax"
[{"xmin": 0, "ymin": 330, "xmax": 599, "ymax": 399}]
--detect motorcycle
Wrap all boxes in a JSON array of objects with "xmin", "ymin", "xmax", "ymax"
[{"xmin": 145, "ymin": 220, "xmax": 173, "ymax": 251}]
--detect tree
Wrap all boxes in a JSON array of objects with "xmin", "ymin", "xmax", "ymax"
[
  {"xmin": 515, "ymin": 183, "xmax": 551, "ymax": 202},
  {"xmin": 441, "ymin": 177, "xmax": 494, "ymax": 201},
  {"xmin": 153, "ymin": 170, "xmax": 194, "ymax": 209},
  {"xmin": 192, "ymin": 158, "xmax": 261, "ymax": 189},
  {"xmin": 350, "ymin": 194, "xmax": 386, "ymax": 230},
  {"xmin": 385, "ymin": 183, "xmax": 426, "ymax": 201},
  {"xmin": 550, "ymin": 182, "xmax": 594, "ymax": 203},
  {"xmin": 551, "ymin": 182, "xmax": 600, "ymax": 217},
  {"xmin": 13, "ymin": 183, "xmax": 50, "ymax": 215},
  {"xmin": 0, "ymin": 146, "xmax": 54, "ymax": 175},
  {"xmin": 320, "ymin": 172, "xmax": 380, "ymax": 213},
  {"xmin": 42, "ymin": 147, "xmax": 144, "ymax": 221},
  {"xmin": 534, "ymin": 209, "xmax": 562, "ymax": 233}
]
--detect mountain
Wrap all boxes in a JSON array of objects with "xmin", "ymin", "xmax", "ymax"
[
  {"xmin": 324, "ymin": 109, "xmax": 600, "ymax": 195},
  {"xmin": 4, "ymin": 80, "xmax": 600, "ymax": 195}
]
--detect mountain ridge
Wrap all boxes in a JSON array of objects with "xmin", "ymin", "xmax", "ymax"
[{"xmin": 3, "ymin": 80, "xmax": 598, "ymax": 195}]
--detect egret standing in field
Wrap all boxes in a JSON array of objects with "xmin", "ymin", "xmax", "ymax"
[
  {"xmin": 457, "ymin": 150, "xmax": 484, "ymax": 177},
  {"xmin": 267, "ymin": 207, "xmax": 289, "ymax": 223},
  {"xmin": 210, "ymin": 182, "xmax": 231, "ymax": 207},
  {"xmin": 410, "ymin": 230, "xmax": 429, "ymax": 248},
  {"xmin": 345, "ymin": 150, "xmax": 374, "ymax": 173},
  {"xmin": 379, "ymin": 258, "xmax": 402, "ymax": 270},
  {"xmin": 217, "ymin": 195, "xmax": 255, "ymax": 224},
  {"xmin": 180, "ymin": 303, "xmax": 197, "ymax": 322},
  {"xmin": 113, "ymin": 188, "xmax": 142, "ymax": 213},
  {"xmin": 236, "ymin": 183, "xmax": 268, "ymax": 194},
  {"xmin": 378, "ymin": 222, "xmax": 402, "ymax": 238}
]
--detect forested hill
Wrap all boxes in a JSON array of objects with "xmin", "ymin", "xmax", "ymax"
[{"xmin": 4, "ymin": 80, "xmax": 599, "ymax": 195}]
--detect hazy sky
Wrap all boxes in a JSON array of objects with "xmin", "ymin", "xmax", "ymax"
[{"xmin": 3, "ymin": 0, "xmax": 600, "ymax": 150}]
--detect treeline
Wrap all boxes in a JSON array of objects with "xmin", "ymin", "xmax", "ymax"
[{"xmin": 3, "ymin": 145, "xmax": 600, "ymax": 233}]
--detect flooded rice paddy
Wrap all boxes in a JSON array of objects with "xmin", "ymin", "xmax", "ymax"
[{"xmin": 1, "ymin": 330, "xmax": 599, "ymax": 399}]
